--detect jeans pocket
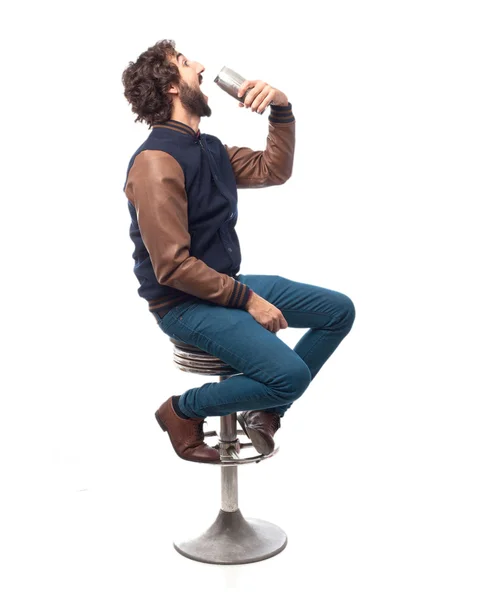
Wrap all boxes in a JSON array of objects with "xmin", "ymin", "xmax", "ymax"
[
  {"xmin": 176, "ymin": 300, "xmax": 201, "ymax": 321},
  {"xmin": 152, "ymin": 307, "xmax": 177, "ymax": 332},
  {"xmin": 152, "ymin": 299, "xmax": 199, "ymax": 332},
  {"xmin": 152, "ymin": 311, "xmax": 167, "ymax": 332}
]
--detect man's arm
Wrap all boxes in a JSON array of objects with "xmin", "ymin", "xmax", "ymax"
[
  {"xmin": 125, "ymin": 150, "xmax": 252, "ymax": 309},
  {"xmin": 224, "ymin": 102, "xmax": 295, "ymax": 188}
]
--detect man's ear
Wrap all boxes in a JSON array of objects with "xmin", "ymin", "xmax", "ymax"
[{"xmin": 168, "ymin": 83, "xmax": 179, "ymax": 95}]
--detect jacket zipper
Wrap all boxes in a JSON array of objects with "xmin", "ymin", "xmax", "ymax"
[
  {"xmin": 199, "ymin": 136, "xmax": 236, "ymax": 268},
  {"xmin": 199, "ymin": 136, "xmax": 236, "ymax": 223}
]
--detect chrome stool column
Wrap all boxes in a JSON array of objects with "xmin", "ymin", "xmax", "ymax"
[{"xmin": 168, "ymin": 336, "xmax": 287, "ymax": 565}]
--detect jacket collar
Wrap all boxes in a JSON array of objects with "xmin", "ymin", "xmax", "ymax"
[{"xmin": 152, "ymin": 119, "xmax": 201, "ymax": 139}]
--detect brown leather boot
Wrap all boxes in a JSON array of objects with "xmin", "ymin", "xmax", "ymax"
[
  {"xmin": 237, "ymin": 410, "xmax": 281, "ymax": 455},
  {"xmin": 155, "ymin": 396, "xmax": 221, "ymax": 463}
]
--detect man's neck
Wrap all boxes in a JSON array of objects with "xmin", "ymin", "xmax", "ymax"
[{"xmin": 169, "ymin": 107, "xmax": 200, "ymax": 134}]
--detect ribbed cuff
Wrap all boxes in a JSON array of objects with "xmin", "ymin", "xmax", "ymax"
[
  {"xmin": 228, "ymin": 280, "xmax": 252, "ymax": 310},
  {"xmin": 269, "ymin": 102, "xmax": 294, "ymax": 124}
]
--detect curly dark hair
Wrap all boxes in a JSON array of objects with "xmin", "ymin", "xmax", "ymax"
[{"xmin": 122, "ymin": 39, "xmax": 181, "ymax": 128}]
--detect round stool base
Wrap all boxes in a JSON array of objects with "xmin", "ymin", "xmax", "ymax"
[{"xmin": 173, "ymin": 508, "xmax": 287, "ymax": 565}]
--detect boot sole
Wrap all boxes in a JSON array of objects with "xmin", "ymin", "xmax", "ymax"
[
  {"xmin": 237, "ymin": 413, "xmax": 274, "ymax": 455},
  {"xmin": 154, "ymin": 409, "xmax": 221, "ymax": 464}
]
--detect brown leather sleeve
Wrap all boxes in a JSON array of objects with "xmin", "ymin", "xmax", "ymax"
[
  {"xmin": 224, "ymin": 103, "xmax": 295, "ymax": 188},
  {"xmin": 124, "ymin": 150, "xmax": 251, "ymax": 309}
]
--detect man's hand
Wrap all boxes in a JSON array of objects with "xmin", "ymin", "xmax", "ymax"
[
  {"xmin": 245, "ymin": 291, "xmax": 288, "ymax": 333},
  {"xmin": 237, "ymin": 80, "xmax": 289, "ymax": 114}
]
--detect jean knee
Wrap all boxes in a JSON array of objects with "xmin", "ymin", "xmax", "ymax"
[
  {"xmin": 337, "ymin": 294, "xmax": 355, "ymax": 331},
  {"xmin": 346, "ymin": 297, "xmax": 355, "ymax": 329},
  {"xmin": 287, "ymin": 359, "xmax": 312, "ymax": 400}
]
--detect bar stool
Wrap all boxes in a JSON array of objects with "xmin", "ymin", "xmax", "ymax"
[{"xmin": 167, "ymin": 336, "xmax": 287, "ymax": 565}]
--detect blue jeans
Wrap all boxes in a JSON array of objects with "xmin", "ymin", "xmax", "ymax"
[{"xmin": 152, "ymin": 274, "xmax": 355, "ymax": 418}]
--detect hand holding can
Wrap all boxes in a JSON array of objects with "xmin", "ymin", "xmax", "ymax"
[{"xmin": 214, "ymin": 66, "xmax": 250, "ymax": 103}]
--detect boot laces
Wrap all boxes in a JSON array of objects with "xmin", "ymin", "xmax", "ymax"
[
  {"xmin": 271, "ymin": 413, "xmax": 281, "ymax": 432},
  {"xmin": 194, "ymin": 419, "xmax": 206, "ymax": 440}
]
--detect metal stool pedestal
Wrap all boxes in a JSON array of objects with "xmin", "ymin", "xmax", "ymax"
[
  {"xmin": 174, "ymin": 508, "xmax": 287, "ymax": 565},
  {"xmin": 169, "ymin": 337, "xmax": 287, "ymax": 565}
]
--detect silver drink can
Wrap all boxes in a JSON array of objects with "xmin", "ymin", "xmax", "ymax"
[{"xmin": 214, "ymin": 66, "xmax": 249, "ymax": 103}]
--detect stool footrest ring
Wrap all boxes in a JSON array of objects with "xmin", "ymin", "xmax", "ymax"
[{"xmin": 201, "ymin": 428, "xmax": 280, "ymax": 465}]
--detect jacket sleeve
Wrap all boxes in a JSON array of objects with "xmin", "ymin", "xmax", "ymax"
[
  {"xmin": 224, "ymin": 102, "xmax": 295, "ymax": 188},
  {"xmin": 124, "ymin": 150, "xmax": 252, "ymax": 310}
]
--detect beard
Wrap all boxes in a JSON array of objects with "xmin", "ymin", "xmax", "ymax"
[{"xmin": 178, "ymin": 80, "xmax": 212, "ymax": 118}]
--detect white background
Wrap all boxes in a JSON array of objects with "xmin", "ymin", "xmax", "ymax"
[{"xmin": 1, "ymin": 0, "xmax": 478, "ymax": 598}]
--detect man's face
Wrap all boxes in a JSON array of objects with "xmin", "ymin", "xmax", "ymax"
[{"xmin": 172, "ymin": 51, "xmax": 211, "ymax": 118}]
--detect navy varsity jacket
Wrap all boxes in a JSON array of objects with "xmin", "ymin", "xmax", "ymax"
[{"xmin": 123, "ymin": 102, "xmax": 295, "ymax": 317}]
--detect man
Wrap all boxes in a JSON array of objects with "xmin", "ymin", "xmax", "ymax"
[{"xmin": 122, "ymin": 39, "xmax": 355, "ymax": 464}]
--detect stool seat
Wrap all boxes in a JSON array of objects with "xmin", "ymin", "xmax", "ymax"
[{"xmin": 169, "ymin": 337, "xmax": 240, "ymax": 376}]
